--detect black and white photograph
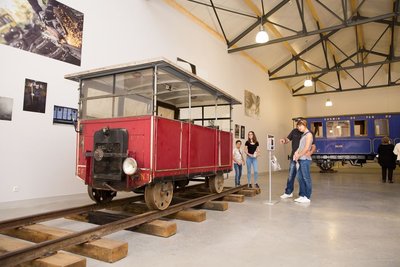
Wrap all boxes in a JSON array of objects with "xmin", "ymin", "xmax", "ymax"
[
  {"xmin": 0, "ymin": 0, "xmax": 84, "ymax": 65},
  {"xmin": 0, "ymin": 96, "xmax": 13, "ymax": 121},
  {"xmin": 235, "ymin": 124, "xmax": 240, "ymax": 138},
  {"xmin": 244, "ymin": 89, "xmax": 260, "ymax": 118},
  {"xmin": 240, "ymin": 125, "xmax": 245, "ymax": 139},
  {"xmin": 23, "ymin": 78, "xmax": 47, "ymax": 113}
]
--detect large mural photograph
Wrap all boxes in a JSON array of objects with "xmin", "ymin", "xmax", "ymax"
[{"xmin": 0, "ymin": 0, "xmax": 84, "ymax": 65}]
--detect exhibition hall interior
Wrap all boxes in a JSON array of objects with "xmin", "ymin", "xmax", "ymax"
[{"xmin": 0, "ymin": 1, "xmax": 399, "ymax": 266}]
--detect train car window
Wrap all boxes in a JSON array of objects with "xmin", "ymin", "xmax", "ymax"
[
  {"xmin": 354, "ymin": 120, "xmax": 367, "ymax": 136},
  {"xmin": 326, "ymin": 120, "xmax": 350, "ymax": 138},
  {"xmin": 156, "ymin": 106, "xmax": 175, "ymax": 119},
  {"xmin": 374, "ymin": 119, "xmax": 389, "ymax": 136},
  {"xmin": 82, "ymin": 76, "xmax": 113, "ymax": 98},
  {"xmin": 311, "ymin": 122, "xmax": 323, "ymax": 138},
  {"xmin": 179, "ymin": 107, "xmax": 202, "ymax": 120}
]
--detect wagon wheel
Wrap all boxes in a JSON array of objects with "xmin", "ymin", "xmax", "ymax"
[
  {"xmin": 87, "ymin": 186, "xmax": 116, "ymax": 204},
  {"xmin": 144, "ymin": 181, "xmax": 174, "ymax": 210},
  {"xmin": 208, "ymin": 174, "xmax": 224, "ymax": 193},
  {"xmin": 318, "ymin": 160, "xmax": 335, "ymax": 172}
]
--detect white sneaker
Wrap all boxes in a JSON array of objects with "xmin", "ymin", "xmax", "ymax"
[
  {"xmin": 297, "ymin": 197, "xmax": 311, "ymax": 203},
  {"xmin": 280, "ymin": 193, "xmax": 293, "ymax": 199},
  {"xmin": 294, "ymin": 196, "xmax": 304, "ymax": 202}
]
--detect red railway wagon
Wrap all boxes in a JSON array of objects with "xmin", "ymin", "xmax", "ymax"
[{"xmin": 65, "ymin": 58, "xmax": 241, "ymax": 210}]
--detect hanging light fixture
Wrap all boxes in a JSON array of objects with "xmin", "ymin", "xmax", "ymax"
[
  {"xmin": 255, "ymin": 0, "xmax": 269, "ymax": 44},
  {"xmin": 304, "ymin": 76, "xmax": 313, "ymax": 87},
  {"xmin": 325, "ymin": 98, "xmax": 333, "ymax": 107}
]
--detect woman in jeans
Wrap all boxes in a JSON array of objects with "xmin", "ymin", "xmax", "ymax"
[
  {"xmin": 245, "ymin": 131, "xmax": 260, "ymax": 188},
  {"xmin": 293, "ymin": 119, "xmax": 313, "ymax": 203}
]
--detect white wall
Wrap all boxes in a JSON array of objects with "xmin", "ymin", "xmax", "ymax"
[
  {"xmin": 0, "ymin": 0, "xmax": 304, "ymax": 202},
  {"xmin": 306, "ymin": 87, "xmax": 400, "ymax": 117}
]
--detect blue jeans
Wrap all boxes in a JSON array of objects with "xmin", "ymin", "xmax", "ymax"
[
  {"xmin": 297, "ymin": 160, "xmax": 312, "ymax": 198},
  {"xmin": 233, "ymin": 163, "xmax": 242, "ymax": 185},
  {"xmin": 284, "ymin": 160, "xmax": 297, "ymax": 194},
  {"xmin": 246, "ymin": 156, "xmax": 258, "ymax": 184}
]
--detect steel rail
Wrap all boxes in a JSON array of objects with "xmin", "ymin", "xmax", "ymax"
[
  {"xmin": 0, "ymin": 195, "xmax": 143, "ymax": 231},
  {"xmin": 0, "ymin": 185, "xmax": 246, "ymax": 266},
  {"xmin": 0, "ymin": 183, "xmax": 204, "ymax": 231}
]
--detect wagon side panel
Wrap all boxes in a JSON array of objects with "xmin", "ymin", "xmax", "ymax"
[
  {"xmin": 219, "ymin": 131, "xmax": 232, "ymax": 170},
  {"xmin": 154, "ymin": 117, "xmax": 184, "ymax": 171},
  {"xmin": 189, "ymin": 125, "xmax": 217, "ymax": 170}
]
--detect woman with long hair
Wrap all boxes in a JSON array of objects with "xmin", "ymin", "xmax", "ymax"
[{"xmin": 245, "ymin": 131, "xmax": 260, "ymax": 188}]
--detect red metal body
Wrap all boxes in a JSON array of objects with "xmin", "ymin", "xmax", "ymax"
[{"xmin": 76, "ymin": 115, "xmax": 232, "ymax": 191}]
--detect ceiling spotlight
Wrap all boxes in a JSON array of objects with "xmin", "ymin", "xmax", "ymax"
[
  {"xmin": 304, "ymin": 77, "xmax": 313, "ymax": 87},
  {"xmin": 255, "ymin": 0, "xmax": 269, "ymax": 44},
  {"xmin": 325, "ymin": 98, "xmax": 333, "ymax": 107},
  {"xmin": 256, "ymin": 25, "xmax": 269, "ymax": 43}
]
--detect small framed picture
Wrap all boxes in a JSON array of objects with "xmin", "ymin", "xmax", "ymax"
[
  {"xmin": 0, "ymin": 96, "xmax": 13, "ymax": 121},
  {"xmin": 53, "ymin": 105, "xmax": 78, "ymax": 125},
  {"xmin": 240, "ymin": 125, "xmax": 245, "ymax": 139},
  {"xmin": 235, "ymin": 124, "xmax": 240, "ymax": 138},
  {"xmin": 23, "ymin": 78, "xmax": 47, "ymax": 114}
]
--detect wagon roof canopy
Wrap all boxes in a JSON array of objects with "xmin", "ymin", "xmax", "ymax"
[{"xmin": 65, "ymin": 58, "xmax": 241, "ymax": 107}]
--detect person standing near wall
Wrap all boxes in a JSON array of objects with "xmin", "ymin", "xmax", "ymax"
[
  {"xmin": 233, "ymin": 140, "xmax": 245, "ymax": 186},
  {"xmin": 378, "ymin": 136, "xmax": 396, "ymax": 183},
  {"xmin": 280, "ymin": 118, "xmax": 316, "ymax": 199},
  {"xmin": 245, "ymin": 131, "xmax": 260, "ymax": 188},
  {"xmin": 293, "ymin": 119, "xmax": 313, "ymax": 203}
]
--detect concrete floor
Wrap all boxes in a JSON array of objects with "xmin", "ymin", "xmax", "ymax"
[{"xmin": 1, "ymin": 165, "xmax": 399, "ymax": 267}]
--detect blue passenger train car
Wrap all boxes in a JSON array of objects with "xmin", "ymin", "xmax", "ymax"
[{"xmin": 303, "ymin": 113, "xmax": 400, "ymax": 171}]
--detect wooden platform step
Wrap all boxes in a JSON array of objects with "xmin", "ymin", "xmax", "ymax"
[
  {"xmin": 0, "ymin": 224, "xmax": 127, "ymax": 263},
  {"xmin": 0, "ymin": 234, "xmax": 86, "ymax": 267}
]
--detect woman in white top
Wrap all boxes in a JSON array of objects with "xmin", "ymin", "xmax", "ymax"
[{"xmin": 233, "ymin": 140, "xmax": 245, "ymax": 186}]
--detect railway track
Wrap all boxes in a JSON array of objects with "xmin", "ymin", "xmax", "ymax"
[{"xmin": 0, "ymin": 184, "xmax": 257, "ymax": 267}]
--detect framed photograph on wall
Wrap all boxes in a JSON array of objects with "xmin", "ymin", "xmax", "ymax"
[
  {"xmin": 0, "ymin": 96, "xmax": 13, "ymax": 121},
  {"xmin": 23, "ymin": 78, "xmax": 47, "ymax": 113},
  {"xmin": 244, "ymin": 90, "xmax": 260, "ymax": 119},
  {"xmin": 235, "ymin": 124, "xmax": 240, "ymax": 139},
  {"xmin": 53, "ymin": 105, "xmax": 78, "ymax": 125},
  {"xmin": 240, "ymin": 125, "xmax": 245, "ymax": 139}
]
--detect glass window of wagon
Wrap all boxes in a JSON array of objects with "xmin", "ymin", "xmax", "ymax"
[
  {"xmin": 326, "ymin": 120, "xmax": 350, "ymax": 138},
  {"xmin": 354, "ymin": 120, "xmax": 367, "ymax": 136},
  {"xmin": 311, "ymin": 121, "xmax": 323, "ymax": 138},
  {"xmin": 374, "ymin": 119, "xmax": 389, "ymax": 136},
  {"xmin": 81, "ymin": 69, "xmax": 153, "ymax": 119}
]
